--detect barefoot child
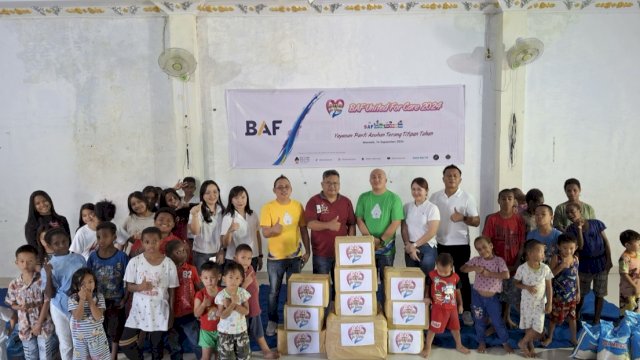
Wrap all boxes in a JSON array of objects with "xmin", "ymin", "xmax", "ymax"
[
  {"xmin": 194, "ymin": 262, "xmax": 222, "ymax": 360},
  {"xmin": 216, "ymin": 262, "xmax": 251, "ymax": 360},
  {"xmin": 618, "ymin": 230, "xmax": 640, "ymax": 314},
  {"xmin": 460, "ymin": 236, "xmax": 513, "ymax": 354},
  {"xmin": 421, "ymin": 253, "xmax": 470, "ymax": 358},
  {"xmin": 514, "ymin": 240, "xmax": 553, "ymax": 358},
  {"xmin": 542, "ymin": 234, "xmax": 579, "ymax": 347}
]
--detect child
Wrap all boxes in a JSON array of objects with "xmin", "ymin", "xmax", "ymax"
[
  {"xmin": 190, "ymin": 180, "xmax": 225, "ymax": 270},
  {"xmin": 87, "ymin": 222, "xmax": 129, "ymax": 360},
  {"xmin": 180, "ymin": 177, "xmax": 199, "ymax": 205},
  {"xmin": 542, "ymin": 234, "xmax": 580, "ymax": 347},
  {"xmin": 166, "ymin": 239, "xmax": 202, "ymax": 360},
  {"xmin": 565, "ymin": 202, "xmax": 612, "ymax": 324},
  {"xmin": 123, "ymin": 192, "xmax": 156, "ymax": 256},
  {"xmin": 160, "ymin": 188, "xmax": 192, "ymax": 241},
  {"xmin": 222, "ymin": 186, "xmax": 263, "ymax": 271},
  {"xmin": 482, "ymin": 188, "xmax": 526, "ymax": 328},
  {"xmin": 77, "ymin": 203, "xmax": 96, "ymax": 232},
  {"xmin": 36, "ymin": 224, "xmax": 54, "ymax": 265},
  {"xmin": 119, "ymin": 226, "xmax": 179, "ymax": 359},
  {"xmin": 511, "ymin": 187, "xmax": 527, "ymax": 214},
  {"xmin": 194, "ymin": 261, "xmax": 222, "ymax": 360},
  {"xmin": 234, "ymin": 244, "xmax": 278, "ymax": 358},
  {"xmin": 155, "ymin": 207, "xmax": 186, "ymax": 256},
  {"xmin": 68, "ymin": 268, "xmax": 111, "ymax": 359},
  {"xmin": 24, "ymin": 190, "xmax": 70, "ymax": 256},
  {"xmin": 527, "ymin": 204, "xmax": 562, "ymax": 263},
  {"xmin": 143, "ymin": 186, "xmax": 161, "ymax": 212},
  {"xmin": 522, "ymin": 189, "xmax": 544, "ymax": 232},
  {"xmin": 95, "ymin": 199, "xmax": 128, "ymax": 251},
  {"xmin": 618, "ymin": 230, "xmax": 640, "ymax": 314},
  {"xmin": 42, "ymin": 227, "xmax": 87, "ymax": 360},
  {"xmin": 421, "ymin": 253, "xmax": 470, "ymax": 358},
  {"xmin": 553, "ymin": 178, "xmax": 596, "ymax": 232},
  {"xmin": 514, "ymin": 240, "xmax": 553, "ymax": 358},
  {"xmin": 216, "ymin": 262, "xmax": 251, "ymax": 360},
  {"xmin": 5, "ymin": 244, "xmax": 55, "ymax": 360},
  {"xmin": 70, "ymin": 203, "xmax": 100, "ymax": 260},
  {"xmin": 460, "ymin": 236, "xmax": 512, "ymax": 354}
]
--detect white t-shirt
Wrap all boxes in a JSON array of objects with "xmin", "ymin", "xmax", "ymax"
[
  {"xmin": 124, "ymin": 255, "xmax": 179, "ymax": 331},
  {"xmin": 70, "ymin": 224, "xmax": 97, "ymax": 260},
  {"xmin": 122, "ymin": 213, "xmax": 155, "ymax": 239},
  {"xmin": 215, "ymin": 287, "xmax": 251, "ymax": 334},
  {"xmin": 221, "ymin": 211, "xmax": 260, "ymax": 260},
  {"xmin": 189, "ymin": 205, "xmax": 223, "ymax": 254},
  {"xmin": 403, "ymin": 200, "xmax": 441, "ymax": 248},
  {"xmin": 429, "ymin": 188, "xmax": 479, "ymax": 246}
]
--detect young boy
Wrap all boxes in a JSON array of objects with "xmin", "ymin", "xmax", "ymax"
[
  {"xmin": 482, "ymin": 189, "xmax": 526, "ymax": 328},
  {"xmin": 5, "ymin": 245, "xmax": 55, "ymax": 360},
  {"xmin": 86, "ymin": 221, "xmax": 129, "ymax": 360},
  {"xmin": 522, "ymin": 189, "xmax": 544, "ymax": 232},
  {"xmin": 527, "ymin": 204, "xmax": 562, "ymax": 263},
  {"xmin": 95, "ymin": 199, "xmax": 128, "ymax": 251},
  {"xmin": 234, "ymin": 244, "xmax": 279, "ymax": 359},
  {"xmin": 194, "ymin": 262, "xmax": 222, "ymax": 360},
  {"xmin": 180, "ymin": 177, "xmax": 199, "ymax": 205},
  {"xmin": 618, "ymin": 230, "xmax": 640, "ymax": 314},
  {"xmin": 421, "ymin": 253, "xmax": 470, "ymax": 358}
]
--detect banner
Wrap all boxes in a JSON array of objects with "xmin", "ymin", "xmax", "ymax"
[{"xmin": 226, "ymin": 85, "xmax": 465, "ymax": 168}]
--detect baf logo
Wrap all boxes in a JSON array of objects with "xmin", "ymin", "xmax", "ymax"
[
  {"xmin": 293, "ymin": 309, "xmax": 311, "ymax": 328},
  {"xmin": 294, "ymin": 333, "xmax": 313, "ymax": 352},
  {"xmin": 398, "ymin": 279, "xmax": 417, "ymax": 298},
  {"xmin": 348, "ymin": 325, "xmax": 367, "ymax": 344},
  {"xmin": 245, "ymin": 120, "xmax": 282, "ymax": 136},
  {"xmin": 326, "ymin": 99, "xmax": 344, "ymax": 118},
  {"xmin": 346, "ymin": 245, "xmax": 364, "ymax": 264},
  {"xmin": 297, "ymin": 285, "xmax": 316, "ymax": 304},
  {"xmin": 346, "ymin": 271, "xmax": 365, "ymax": 290},
  {"xmin": 347, "ymin": 296, "xmax": 365, "ymax": 314},
  {"xmin": 400, "ymin": 304, "xmax": 418, "ymax": 323},
  {"xmin": 395, "ymin": 332, "xmax": 414, "ymax": 351}
]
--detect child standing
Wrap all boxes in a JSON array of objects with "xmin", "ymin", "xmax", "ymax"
[
  {"xmin": 542, "ymin": 234, "xmax": 580, "ymax": 347},
  {"xmin": 521, "ymin": 189, "xmax": 544, "ymax": 232},
  {"xmin": 87, "ymin": 222, "xmax": 129, "ymax": 360},
  {"xmin": 216, "ymin": 262, "xmax": 251, "ymax": 360},
  {"xmin": 421, "ymin": 253, "xmax": 470, "ymax": 358},
  {"xmin": 70, "ymin": 204, "xmax": 99, "ymax": 260},
  {"xmin": 155, "ymin": 208, "xmax": 186, "ymax": 256},
  {"xmin": 194, "ymin": 262, "xmax": 222, "ymax": 360},
  {"xmin": 42, "ymin": 227, "xmax": 87, "ymax": 360},
  {"xmin": 514, "ymin": 240, "xmax": 553, "ymax": 358},
  {"xmin": 36, "ymin": 224, "xmax": 54, "ymax": 266},
  {"xmin": 68, "ymin": 268, "xmax": 111, "ymax": 360},
  {"xmin": 5, "ymin": 245, "xmax": 55, "ymax": 360},
  {"xmin": 190, "ymin": 180, "xmax": 225, "ymax": 270},
  {"xmin": 119, "ymin": 226, "xmax": 179, "ymax": 360},
  {"xmin": 76, "ymin": 203, "xmax": 96, "ymax": 232},
  {"xmin": 123, "ymin": 192, "xmax": 156, "ymax": 256},
  {"xmin": 234, "ymin": 244, "xmax": 278, "ymax": 358},
  {"xmin": 222, "ymin": 186, "xmax": 263, "ymax": 271},
  {"xmin": 618, "ymin": 230, "xmax": 640, "ymax": 314},
  {"xmin": 527, "ymin": 204, "xmax": 562, "ymax": 263},
  {"xmin": 166, "ymin": 239, "xmax": 202, "ymax": 360},
  {"xmin": 160, "ymin": 188, "xmax": 192, "ymax": 241},
  {"xmin": 460, "ymin": 236, "xmax": 512, "ymax": 354}
]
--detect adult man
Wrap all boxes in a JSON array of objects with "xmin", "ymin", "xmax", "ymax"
[
  {"xmin": 355, "ymin": 168, "xmax": 404, "ymax": 305},
  {"xmin": 260, "ymin": 175, "xmax": 310, "ymax": 336},
  {"xmin": 305, "ymin": 169, "xmax": 356, "ymax": 301},
  {"xmin": 430, "ymin": 164, "xmax": 480, "ymax": 326}
]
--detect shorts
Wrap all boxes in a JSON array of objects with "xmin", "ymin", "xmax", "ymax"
[
  {"xmin": 498, "ymin": 278, "xmax": 521, "ymax": 305},
  {"xmin": 519, "ymin": 305, "xmax": 545, "ymax": 334},
  {"xmin": 247, "ymin": 315, "xmax": 264, "ymax": 340},
  {"xmin": 103, "ymin": 301, "xmax": 126, "ymax": 342},
  {"xmin": 198, "ymin": 329, "xmax": 219, "ymax": 348},
  {"xmin": 550, "ymin": 297, "xmax": 577, "ymax": 324},
  {"xmin": 620, "ymin": 294, "xmax": 639, "ymax": 315},
  {"xmin": 429, "ymin": 306, "xmax": 460, "ymax": 334},
  {"xmin": 219, "ymin": 332, "xmax": 250, "ymax": 360},
  {"xmin": 579, "ymin": 271, "xmax": 608, "ymax": 298}
]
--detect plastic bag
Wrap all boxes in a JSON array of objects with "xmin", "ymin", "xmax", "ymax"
[
  {"xmin": 621, "ymin": 311, "xmax": 640, "ymax": 360},
  {"xmin": 596, "ymin": 320, "xmax": 630, "ymax": 360},
  {"xmin": 571, "ymin": 321, "xmax": 601, "ymax": 359}
]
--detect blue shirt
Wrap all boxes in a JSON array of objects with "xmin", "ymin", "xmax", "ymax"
[
  {"xmin": 41, "ymin": 252, "xmax": 86, "ymax": 315},
  {"xmin": 566, "ymin": 219, "xmax": 607, "ymax": 273},
  {"xmin": 87, "ymin": 250, "xmax": 129, "ymax": 302},
  {"xmin": 527, "ymin": 228, "xmax": 562, "ymax": 263}
]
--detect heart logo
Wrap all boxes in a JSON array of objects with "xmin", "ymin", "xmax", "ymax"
[
  {"xmin": 346, "ymin": 245, "xmax": 364, "ymax": 263},
  {"xmin": 398, "ymin": 279, "xmax": 416, "ymax": 298},
  {"xmin": 346, "ymin": 271, "xmax": 365, "ymax": 290},
  {"xmin": 347, "ymin": 295, "xmax": 365, "ymax": 314},
  {"xmin": 400, "ymin": 304, "xmax": 418, "ymax": 323},
  {"xmin": 395, "ymin": 332, "xmax": 414, "ymax": 351},
  {"xmin": 294, "ymin": 333, "xmax": 312, "ymax": 352},
  {"xmin": 294, "ymin": 309, "xmax": 311, "ymax": 328},
  {"xmin": 297, "ymin": 285, "xmax": 316, "ymax": 303},
  {"xmin": 326, "ymin": 99, "xmax": 344, "ymax": 118},
  {"xmin": 348, "ymin": 325, "xmax": 366, "ymax": 344}
]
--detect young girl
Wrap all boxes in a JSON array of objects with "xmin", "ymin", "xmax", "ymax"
[
  {"xmin": 160, "ymin": 188, "xmax": 192, "ymax": 241},
  {"xmin": 221, "ymin": 186, "xmax": 262, "ymax": 270},
  {"xmin": 70, "ymin": 204, "xmax": 99, "ymax": 260},
  {"xmin": 194, "ymin": 261, "xmax": 222, "ymax": 360},
  {"xmin": 190, "ymin": 180, "xmax": 225, "ymax": 270},
  {"xmin": 216, "ymin": 262, "xmax": 251, "ymax": 360},
  {"xmin": 514, "ymin": 240, "xmax": 553, "ymax": 358},
  {"xmin": 68, "ymin": 268, "xmax": 111, "ymax": 360},
  {"xmin": 119, "ymin": 226, "xmax": 179, "ymax": 359},
  {"xmin": 25, "ymin": 190, "xmax": 70, "ymax": 254},
  {"xmin": 36, "ymin": 224, "xmax": 54, "ymax": 265},
  {"xmin": 155, "ymin": 208, "xmax": 185, "ymax": 256},
  {"xmin": 123, "ymin": 191, "xmax": 156, "ymax": 256},
  {"xmin": 77, "ymin": 203, "xmax": 96, "ymax": 232},
  {"xmin": 618, "ymin": 230, "xmax": 640, "ymax": 314},
  {"xmin": 460, "ymin": 236, "xmax": 512, "ymax": 354}
]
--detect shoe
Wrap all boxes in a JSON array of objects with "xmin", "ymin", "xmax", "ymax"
[
  {"xmin": 266, "ymin": 320, "xmax": 277, "ymax": 336},
  {"xmin": 462, "ymin": 311, "xmax": 474, "ymax": 326}
]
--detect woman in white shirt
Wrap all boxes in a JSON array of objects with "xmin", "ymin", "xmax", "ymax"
[
  {"xmin": 189, "ymin": 180, "xmax": 225, "ymax": 271},
  {"xmin": 220, "ymin": 186, "xmax": 263, "ymax": 271}
]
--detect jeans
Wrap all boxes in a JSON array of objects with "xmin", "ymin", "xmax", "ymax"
[
  {"xmin": 193, "ymin": 251, "xmax": 216, "ymax": 273},
  {"xmin": 471, "ymin": 289, "xmax": 509, "ymax": 344},
  {"xmin": 312, "ymin": 255, "xmax": 336, "ymax": 301},
  {"xmin": 267, "ymin": 257, "xmax": 302, "ymax": 322},
  {"xmin": 375, "ymin": 254, "xmax": 394, "ymax": 306},
  {"xmin": 438, "ymin": 244, "xmax": 471, "ymax": 311},
  {"xmin": 50, "ymin": 305, "xmax": 73, "ymax": 360},
  {"xmin": 22, "ymin": 334, "xmax": 54, "ymax": 360},
  {"xmin": 404, "ymin": 244, "xmax": 437, "ymax": 277},
  {"xmin": 167, "ymin": 315, "xmax": 202, "ymax": 360}
]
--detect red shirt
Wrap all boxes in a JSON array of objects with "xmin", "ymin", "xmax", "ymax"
[
  {"xmin": 482, "ymin": 212, "xmax": 526, "ymax": 271},
  {"xmin": 195, "ymin": 287, "xmax": 221, "ymax": 331},
  {"xmin": 304, "ymin": 193, "xmax": 356, "ymax": 257},
  {"xmin": 174, "ymin": 263, "xmax": 200, "ymax": 317},
  {"xmin": 244, "ymin": 266, "xmax": 260, "ymax": 317},
  {"xmin": 427, "ymin": 270, "xmax": 460, "ymax": 310}
]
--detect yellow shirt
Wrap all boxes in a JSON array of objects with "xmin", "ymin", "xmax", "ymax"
[{"xmin": 260, "ymin": 199, "xmax": 306, "ymax": 260}]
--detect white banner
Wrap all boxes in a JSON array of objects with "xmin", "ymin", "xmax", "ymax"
[{"xmin": 226, "ymin": 85, "xmax": 465, "ymax": 168}]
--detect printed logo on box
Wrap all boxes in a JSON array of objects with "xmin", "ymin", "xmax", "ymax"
[
  {"xmin": 294, "ymin": 333, "xmax": 313, "ymax": 352},
  {"xmin": 297, "ymin": 285, "xmax": 316, "ymax": 304},
  {"xmin": 347, "ymin": 296, "xmax": 365, "ymax": 314},
  {"xmin": 346, "ymin": 244, "xmax": 364, "ymax": 263},
  {"xmin": 348, "ymin": 325, "xmax": 367, "ymax": 344},
  {"xmin": 395, "ymin": 332, "xmax": 414, "ymax": 351},
  {"xmin": 346, "ymin": 271, "xmax": 365, "ymax": 290},
  {"xmin": 397, "ymin": 279, "xmax": 417, "ymax": 298},
  {"xmin": 400, "ymin": 304, "xmax": 418, "ymax": 323},
  {"xmin": 293, "ymin": 309, "xmax": 311, "ymax": 328}
]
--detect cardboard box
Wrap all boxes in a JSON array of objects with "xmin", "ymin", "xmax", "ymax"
[
  {"xmin": 277, "ymin": 325, "xmax": 326, "ymax": 355},
  {"xmin": 325, "ymin": 313, "xmax": 387, "ymax": 359},
  {"xmin": 384, "ymin": 266, "xmax": 426, "ymax": 302},
  {"xmin": 388, "ymin": 329, "xmax": 424, "ymax": 354},
  {"xmin": 335, "ymin": 292, "xmax": 377, "ymax": 317},
  {"xmin": 284, "ymin": 305, "xmax": 324, "ymax": 331},
  {"xmin": 335, "ymin": 267, "xmax": 377, "ymax": 293},
  {"xmin": 335, "ymin": 236, "xmax": 375, "ymax": 267},
  {"xmin": 287, "ymin": 273, "xmax": 330, "ymax": 307},
  {"xmin": 385, "ymin": 300, "xmax": 429, "ymax": 329}
]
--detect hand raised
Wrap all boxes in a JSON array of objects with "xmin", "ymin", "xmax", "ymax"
[
  {"xmin": 450, "ymin": 208, "xmax": 464, "ymax": 222},
  {"xmin": 272, "ymin": 218, "xmax": 283, "ymax": 235},
  {"xmin": 327, "ymin": 216, "xmax": 341, "ymax": 232}
]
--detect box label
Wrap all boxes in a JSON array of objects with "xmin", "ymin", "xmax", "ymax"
[
  {"xmin": 388, "ymin": 330, "xmax": 422, "ymax": 354},
  {"xmin": 390, "ymin": 277, "xmax": 424, "ymax": 301},
  {"xmin": 340, "ymin": 322, "xmax": 375, "ymax": 346},
  {"xmin": 285, "ymin": 306, "xmax": 321, "ymax": 331},
  {"xmin": 338, "ymin": 268, "xmax": 375, "ymax": 292},
  {"xmin": 338, "ymin": 293, "xmax": 375, "ymax": 316},
  {"xmin": 391, "ymin": 302, "xmax": 427, "ymax": 327},
  {"xmin": 287, "ymin": 331, "xmax": 320, "ymax": 354},
  {"xmin": 290, "ymin": 282, "xmax": 325, "ymax": 307},
  {"xmin": 338, "ymin": 242, "xmax": 374, "ymax": 266}
]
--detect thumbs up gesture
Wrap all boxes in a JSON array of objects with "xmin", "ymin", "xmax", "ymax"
[
  {"xmin": 450, "ymin": 207, "xmax": 464, "ymax": 223},
  {"xmin": 229, "ymin": 219, "xmax": 240, "ymax": 233},
  {"xmin": 139, "ymin": 277, "xmax": 153, "ymax": 292},
  {"xmin": 327, "ymin": 216, "xmax": 341, "ymax": 232},
  {"xmin": 271, "ymin": 218, "xmax": 283, "ymax": 235}
]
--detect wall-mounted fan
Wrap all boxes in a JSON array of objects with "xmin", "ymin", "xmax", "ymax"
[
  {"xmin": 506, "ymin": 38, "xmax": 544, "ymax": 69},
  {"xmin": 158, "ymin": 48, "xmax": 197, "ymax": 80}
]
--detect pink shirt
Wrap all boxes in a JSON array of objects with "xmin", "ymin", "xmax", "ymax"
[{"xmin": 465, "ymin": 255, "xmax": 508, "ymax": 294}]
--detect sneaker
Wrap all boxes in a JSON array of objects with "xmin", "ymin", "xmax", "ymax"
[
  {"xmin": 266, "ymin": 320, "xmax": 277, "ymax": 336},
  {"xmin": 462, "ymin": 311, "xmax": 474, "ymax": 326}
]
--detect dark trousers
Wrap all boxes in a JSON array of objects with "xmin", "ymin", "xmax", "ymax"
[
  {"xmin": 119, "ymin": 327, "xmax": 165, "ymax": 360},
  {"xmin": 437, "ymin": 244, "xmax": 471, "ymax": 311}
]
